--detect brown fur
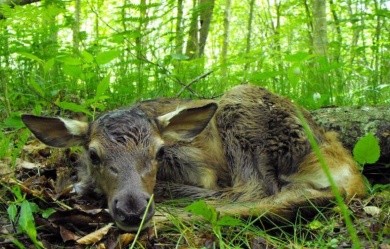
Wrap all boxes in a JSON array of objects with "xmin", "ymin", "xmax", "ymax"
[{"xmin": 21, "ymin": 85, "xmax": 366, "ymax": 231}]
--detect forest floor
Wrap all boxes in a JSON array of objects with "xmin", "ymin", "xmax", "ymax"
[{"xmin": 0, "ymin": 138, "xmax": 389, "ymax": 249}]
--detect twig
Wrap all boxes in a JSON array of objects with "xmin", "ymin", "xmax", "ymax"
[{"xmin": 176, "ymin": 70, "xmax": 214, "ymax": 98}]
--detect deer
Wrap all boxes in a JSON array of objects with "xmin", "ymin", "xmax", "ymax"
[{"xmin": 21, "ymin": 84, "xmax": 366, "ymax": 232}]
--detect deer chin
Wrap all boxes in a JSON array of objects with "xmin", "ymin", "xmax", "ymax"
[{"xmin": 114, "ymin": 219, "xmax": 152, "ymax": 232}]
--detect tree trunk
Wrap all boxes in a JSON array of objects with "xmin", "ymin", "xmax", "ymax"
[
  {"xmin": 303, "ymin": 0, "xmax": 313, "ymax": 51},
  {"xmin": 136, "ymin": 0, "xmax": 148, "ymax": 97},
  {"xmin": 273, "ymin": 0, "xmax": 284, "ymax": 94},
  {"xmin": 369, "ymin": 0, "xmax": 382, "ymax": 104},
  {"xmin": 311, "ymin": 106, "xmax": 390, "ymax": 164},
  {"xmin": 198, "ymin": 0, "xmax": 214, "ymax": 57},
  {"xmin": 185, "ymin": 0, "xmax": 199, "ymax": 59},
  {"xmin": 309, "ymin": 0, "xmax": 332, "ymax": 105},
  {"xmin": 328, "ymin": 0, "xmax": 342, "ymax": 62},
  {"xmin": 244, "ymin": 0, "xmax": 255, "ymax": 71},
  {"xmin": 185, "ymin": 0, "xmax": 214, "ymax": 59},
  {"xmin": 220, "ymin": 0, "xmax": 232, "ymax": 78},
  {"xmin": 175, "ymin": 0, "xmax": 184, "ymax": 55},
  {"xmin": 311, "ymin": 0, "xmax": 328, "ymax": 56},
  {"xmin": 72, "ymin": 0, "xmax": 81, "ymax": 55}
]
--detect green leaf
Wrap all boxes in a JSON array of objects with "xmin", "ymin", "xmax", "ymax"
[
  {"xmin": 11, "ymin": 185, "xmax": 24, "ymax": 201},
  {"xmin": 57, "ymin": 102, "xmax": 92, "ymax": 116},
  {"xmin": 96, "ymin": 74, "xmax": 110, "ymax": 97},
  {"xmin": 90, "ymin": 102, "xmax": 108, "ymax": 112},
  {"xmin": 41, "ymin": 208, "xmax": 56, "ymax": 219},
  {"xmin": 216, "ymin": 216, "xmax": 243, "ymax": 227},
  {"xmin": 7, "ymin": 204, "xmax": 18, "ymax": 222},
  {"xmin": 43, "ymin": 58, "xmax": 55, "ymax": 73},
  {"xmin": 353, "ymin": 133, "xmax": 380, "ymax": 165},
  {"xmin": 109, "ymin": 34, "xmax": 125, "ymax": 43},
  {"xmin": 3, "ymin": 114, "xmax": 25, "ymax": 129},
  {"xmin": 16, "ymin": 52, "xmax": 43, "ymax": 64},
  {"xmin": 81, "ymin": 50, "xmax": 94, "ymax": 63},
  {"xmin": 56, "ymin": 55, "xmax": 83, "ymax": 65},
  {"xmin": 185, "ymin": 200, "xmax": 217, "ymax": 223},
  {"xmin": 95, "ymin": 50, "xmax": 120, "ymax": 65},
  {"xmin": 248, "ymin": 71, "xmax": 282, "ymax": 80},
  {"xmin": 29, "ymin": 77, "xmax": 44, "ymax": 97},
  {"xmin": 19, "ymin": 200, "xmax": 43, "ymax": 248},
  {"xmin": 85, "ymin": 96, "xmax": 110, "ymax": 106},
  {"xmin": 62, "ymin": 64, "xmax": 83, "ymax": 78},
  {"xmin": 308, "ymin": 220, "xmax": 323, "ymax": 230},
  {"xmin": 28, "ymin": 202, "xmax": 40, "ymax": 213},
  {"xmin": 18, "ymin": 201, "xmax": 34, "ymax": 232},
  {"xmin": 284, "ymin": 51, "xmax": 314, "ymax": 62}
]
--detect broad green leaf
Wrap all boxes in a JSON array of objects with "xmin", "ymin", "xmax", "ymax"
[
  {"xmin": 33, "ymin": 104, "xmax": 42, "ymax": 116},
  {"xmin": 16, "ymin": 52, "xmax": 43, "ymax": 64},
  {"xmin": 308, "ymin": 220, "xmax": 323, "ymax": 230},
  {"xmin": 95, "ymin": 50, "xmax": 120, "ymax": 65},
  {"xmin": 353, "ymin": 133, "xmax": 380, "ymax": 165},
  {"xmin": 56, "ymin": 55, "xmax": 83, "ymax": 65},
  {"xmin": 29, "ymin": 77, "xmax": 44, "ymax": 97},
  {"xmin": 376, "ymin": 8, "xmax": 390, "ymax": 18},
  {"xmin": 57, "ymin": 102, "xmax": 92, "ymax": 116},
  {"xmin": 28, "ymin": 202, "xmax": 39, "ymax": 213},
  {"xmin": 11, "ymin": 185, "xmax": 23, "ymax": 201},
  {"xmin": 41, "ymin": 208, "xmax": 56, "ymax": 219},
  {"xmin": 4, "ymin": 114, "xmax": 25, "ymax": 129},
  {"xmin": 85, "ymin": 96, "xmax": 110, "ymax": 106},
  {"xmin": 43, "ymin": 58, "xmax": 55, "ymax": 73},
  {"xmin": 19, "ymin": 200, "xmax": 43, "ymax": 248},
  {"xmin": 19, "ymin": 201, "xmax": 34, "ymax": 233},
  {"xmin": 109, "ymin": 34, "xmax": 125, "ymax": 43},
  {"xmin": 7, "ymin": 204, "xmax": 18, "ymax": 222},
  {"xmin": 248, "ymin": 71, "xmax": 282, "ymax": 80},
  {"xmin": 216, "ymin": 216, "xmax": 243, "ymax": 227},
  {"xmin": 62, "ymin": 64, "xmax": 82, "ymax": 78},
  {"xmin": 284, "ymin": 51, "xmax": 314, "ymax": 62},
  {"xmin": 96, "ymin": 75, "xmax": 110, "ymax": 97},
  {"xmin": 81, "ymin": 50, "xmax": 94, "ymax": 63},
  {"xmin": 185, "ymin": 200, "xmax": 217, "ymax": 223},
  {"xmin": 91, "ymin": 102, "xmax": 107, "ymax": 112}
]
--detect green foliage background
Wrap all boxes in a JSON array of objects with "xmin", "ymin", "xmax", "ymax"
[
  {"xmin": 0, "ymin": 1, "xmax": 389, "ymax": 247},
  {"xmin": 0, "ymin": 0, "xmax": 389, "ymax": 119}
]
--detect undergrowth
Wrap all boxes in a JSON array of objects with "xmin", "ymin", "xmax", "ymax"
[{"xmin": 0, "ymin": 113, "xmax": 388, "ymax": 248}]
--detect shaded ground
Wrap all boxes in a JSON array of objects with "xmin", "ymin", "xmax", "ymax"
[{"xmin": 0, "ymin": 138, "xmax": 389, "ymax": 248}]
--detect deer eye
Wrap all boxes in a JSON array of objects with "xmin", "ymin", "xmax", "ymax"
[{"xmin": 89, "ymin": 148, "xmax": 101, "ymax": 165}]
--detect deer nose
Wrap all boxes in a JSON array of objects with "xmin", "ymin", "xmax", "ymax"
[
  {"xmin": 111, "ymin": 191, "xmax": 153, "ymax": 226},
  {"xmin": 114, "ymin": 199, "xmax": 146, "ymax": 223}
]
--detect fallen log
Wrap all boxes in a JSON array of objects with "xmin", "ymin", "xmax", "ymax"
[{"xmin": 311, "ymin": 106, "xmax": 390, "ymax": 185}]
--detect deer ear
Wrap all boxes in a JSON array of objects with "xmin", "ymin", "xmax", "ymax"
[
  {"xmin": 21, "ymin": 114, "xmax": 88, "ymax": 148},
  {"xmin": 157, "ymin": 103, "xmax": 218, "ymax": 140}
]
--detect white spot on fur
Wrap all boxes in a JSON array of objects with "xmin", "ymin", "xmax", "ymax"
[
  {"xmin": 157, "ymin": 107, "xmax": 184, "ymax": 128},
  {"xmin": 59, "ymin": 118, "xmax": 88, "ymax": 136},
  {"xmin": 288, "ymin": 163, "xmax": 352, "ymax": 189}
]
